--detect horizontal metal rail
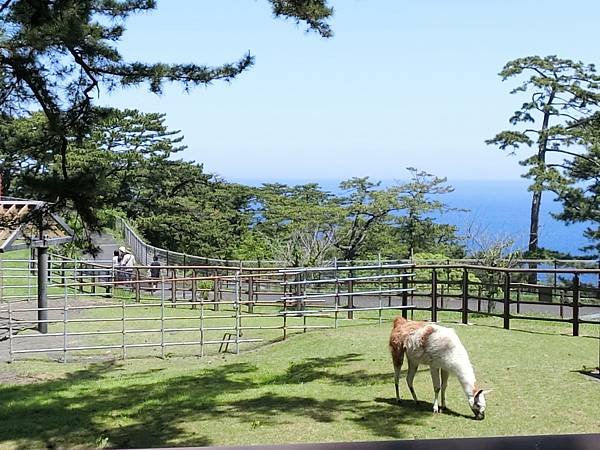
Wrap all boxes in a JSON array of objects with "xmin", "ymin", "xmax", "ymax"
[
  {"xmin": 4, "ymin": 254, "xmax": 599, "ymax": 362},
  {"xmin": 281, "ymin": 287, "xmax": 414, "ymax": 301},
  {"xmin": 281, "ymin": 272, "xmax": 416, "ymax": 285},
  {"xmin": 279, "ymin": 263, "xmax": 415, "ymax": 274}
]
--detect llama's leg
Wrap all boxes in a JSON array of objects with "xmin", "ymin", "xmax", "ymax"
[
  {"xmin": 430, "ymin": 367, "xmax": 441, "ymax": 413},
  {"xmin": 393, "ymin": 350, "xmax": 404, "ymax": 403},
  {"xmin": 440, "ymin": 369, "xmax": 450, "ymax": 411},
  {"xmin": 406, "ymin": 360, "xmax": 419, "ymax": 402}
]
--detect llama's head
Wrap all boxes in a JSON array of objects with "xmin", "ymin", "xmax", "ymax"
[{"xmin": 469, "ymin": 389, "xmax": 489, "ymax": 420}]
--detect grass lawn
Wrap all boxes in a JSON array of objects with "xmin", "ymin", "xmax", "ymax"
[
  {"xmin": 0, "ymin": 313, "xmax": 598, "ymax": 449},
  {"xmin": 0, "ymin": 250, "xmax": 68, "ymax": 301}
]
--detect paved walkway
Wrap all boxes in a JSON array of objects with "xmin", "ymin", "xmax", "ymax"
[{"xmin": 88, "ymin": 231, "xmax": 122, "ymax": 262}]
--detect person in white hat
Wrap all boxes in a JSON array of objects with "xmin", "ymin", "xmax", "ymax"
[{"xmin": 118, "ymin": 246, "xmax": 136, "ymax": 285}]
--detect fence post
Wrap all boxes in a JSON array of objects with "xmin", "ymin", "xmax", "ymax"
[
  {"xmin": 597, "ymin": 259, "xmax": 600, "ymax": 300},
  {"xmin": 134, "ymin": 268, "xmax": 140, "ymax": 302},
  {"xmin": 573, "ymin": 274, "xmax": 580, "ymax": 337},
  {"xmin": 431, "ymin": 269, "xmax": 438, "ymax": 323},
  {"xmin": 248, "ymin": 275, "xmax": 254, "ymax": 313},
  {"xmin": 461, "ymin": 268, "xmax": 469, "ymax": 324},
  {"xmin": 401, "ymin": 271, "xmax": 408, "ymax": 319},
  {"xmin": 283, "ymin": 272, "xmax": 288, "ymax": 340},
  {"xmin": 170, "ymin": 268, "xmax": 176, "ymax": 306},
  {"xmin": 347, "ymin": 272, "xmax": 354, "ymax": 320},
  {"xmin": 8, "ymin": 302, "xmax": 13, "ymax": 362},
  {"xmin": 235, "ymin": 272, "xmax": 241, "ymax": 354},
  {"xmin": 63, "ymin": 279, "xmax": 68, "ymax": 363},
  {"xmin": 121, "ymin": 296, "xmax": 126, "ymax": 360},
  {"xmin": 191, "ymin": 277, "xmax": 197, "ymax": 309},
  {"xmin": 503, "ymin": 272, "xmax": 511, "ymax": 330},
  {"xmin": 37, "ymin": 239, "xmax": 49, "ymax": 334},
  {"xmin": 160, "ymin": 279, "xmax": 165, "ymax": 359},
  {"xmin": 213, "ymin": 270, "xmax": 220, "ymax": 312},
  {"xmin": 334, "ymin": 258, "xmax": 340, "ymax": 328}
]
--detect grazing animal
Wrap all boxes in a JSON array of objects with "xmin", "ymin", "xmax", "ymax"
[{"xmin": 389, "ymin": 316, "xmax": 488, "ymax": 419}]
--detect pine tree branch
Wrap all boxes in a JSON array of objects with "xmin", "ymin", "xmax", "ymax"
[
  {"xmin": 67, "ymin": 46, "xmax": 99, "ymax": 101},
  {"xmin": 0, "ymin": 0, "xmax": 12, "ymax": 13},
  {"xmin": 546, "ymin": 163, "xmax": 570, "ymax": 171},
  {"xmin": 547, "ymin": 148, "xmax": 600, "ymax": 167}
]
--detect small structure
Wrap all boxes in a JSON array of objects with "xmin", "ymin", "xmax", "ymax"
[{"xmin": 0, "ymin": 199, "xmax": 74, "ymax": 333}]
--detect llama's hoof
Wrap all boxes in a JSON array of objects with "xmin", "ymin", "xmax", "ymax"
[{"xmin": 433, "ymin": 406, "xmax": 440, "ymax": 413}]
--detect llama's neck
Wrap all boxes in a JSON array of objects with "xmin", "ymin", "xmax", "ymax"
[{"xmin": 452, "ymin": 356, "xmax": 477, "ymax": 399}]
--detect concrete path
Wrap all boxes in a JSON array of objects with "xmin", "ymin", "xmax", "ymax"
[{"xmin": 87, "ymin": 231, "xmax": 122, "ymax": 262}]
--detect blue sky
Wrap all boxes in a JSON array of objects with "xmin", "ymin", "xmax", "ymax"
[{"xmin": 100, "ymin": 0, "xmax": 600, "ymax": 183}]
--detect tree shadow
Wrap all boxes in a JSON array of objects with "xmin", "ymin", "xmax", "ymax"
[
  {"xmin": 263, "ymin": 353, "xmax": 392, "ymax": 386},
  {"xmin": 0, "ymin": 361, "xmax": 257, "ymax": 449},
  {"xmin": 224, "ymin": 392, "xmax": 429, "ymax": 439},
  {"xmin": 0, "ymin": 354, "xmax": 440, "ymax": 448}
]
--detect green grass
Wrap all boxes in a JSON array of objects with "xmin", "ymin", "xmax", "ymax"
[
  {"xmin": 0, "ymin": 250, "xmax": 69, "ymax": 301},
  {"xmin": 0, "ymin": 314, "xmax": 598, "ymax": 449}
]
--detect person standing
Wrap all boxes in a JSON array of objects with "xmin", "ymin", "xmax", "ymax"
[
  {"xmin": 119, "ymin": 246, "xmax": 136, "ymax": 285},
  {"xmin": 112, "ymin": 249, "xmax": 122, "ymax": 282},
  {"xmin": 149, "ymin": 255, "xmax": 162, "ymax": 290}
]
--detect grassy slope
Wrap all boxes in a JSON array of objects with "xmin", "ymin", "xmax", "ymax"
[{"xmin": 0, "ymin": 315, "xmax": 598, "ymax": 449}]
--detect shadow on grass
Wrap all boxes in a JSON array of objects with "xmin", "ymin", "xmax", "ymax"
[
  {"xmin": 263, "ymin": 353, "xmax": 397, "ymax": 386},
  {"xmin": 469, "ymin": 318, "xmax": 600, "ymax": 339},
  {"xmin": 375, "ymin": 398, "xmax": 473, "ymax": 420},
  {"xmin": 0, "ymin": 354, "xmax": 432, "ymax": 449}
]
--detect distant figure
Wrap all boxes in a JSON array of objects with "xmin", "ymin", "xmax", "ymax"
[
  {"xmin": 119, "ymin": 246, "xmax": 136, "ymax": 285},
  {"xmin": 112, "ymin": 249, "xmax": 122, "ymax": 282},
  {"xmin": 149, "ymin": 255, "xmax": 162, "ymax": 289}
]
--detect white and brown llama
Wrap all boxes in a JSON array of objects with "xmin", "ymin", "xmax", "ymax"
[{"xmin": 389, "ymin": 316, "xmax": 489, "ymax": 420}]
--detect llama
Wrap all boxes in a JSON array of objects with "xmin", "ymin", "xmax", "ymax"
[{"xmin": 389, "ymin": 316, "xmax": 488, "ymax": 420}]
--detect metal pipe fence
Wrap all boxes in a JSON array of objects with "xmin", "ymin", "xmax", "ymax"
[
  {"xmin": 2, "ymin": 256, "xmax": 599, "ymax": 361},
  {"xmin": 4, "ymin": 265, "xmax": 416, "ymax": 361}
]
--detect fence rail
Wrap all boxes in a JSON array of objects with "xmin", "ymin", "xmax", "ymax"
[
  {"xmin": 2, "ymin": 261, "xmax": 418, "ymax": 361},
  {"xmin": 1, "ymin": 252, "xmax": 599, "ymax": 361}
]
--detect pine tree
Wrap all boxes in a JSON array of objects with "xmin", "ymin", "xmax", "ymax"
[
  {"xmin": 0, "ymin": 0, "xmax": 333, "ymax": 229},
  {"xmin": 487, "ymin": 56, "xmax": 600, "ymax": 256}
]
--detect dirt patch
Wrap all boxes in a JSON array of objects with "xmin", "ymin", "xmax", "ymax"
[
  {"xmin": 0, "ymin": 370, "xmax": 57, "ymax": 385},
  {"xmin": 0, "ymin": 296, "xmax": 112, "ymax": 363}
]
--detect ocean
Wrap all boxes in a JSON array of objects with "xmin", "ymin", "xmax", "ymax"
[
  {"xmin": 441, "ymin": 180, "xmax": 592, "ymax": 256},
  {"xmin": 231, "ymin": 178, "xmax": 595, "ymax": 257}
]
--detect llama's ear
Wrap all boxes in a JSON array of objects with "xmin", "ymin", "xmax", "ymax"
[{"xmin": 477, "ymin": 389, "xmax": 492, "ymax": 396}]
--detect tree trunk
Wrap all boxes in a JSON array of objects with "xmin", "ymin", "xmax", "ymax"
[
  {"xmin": 528, "ymin": 189, "xmax": 542, "ymax": 254},
  {"xmin": 527, "ymin": 93, "xmax": 554, "ymax": 284}
]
